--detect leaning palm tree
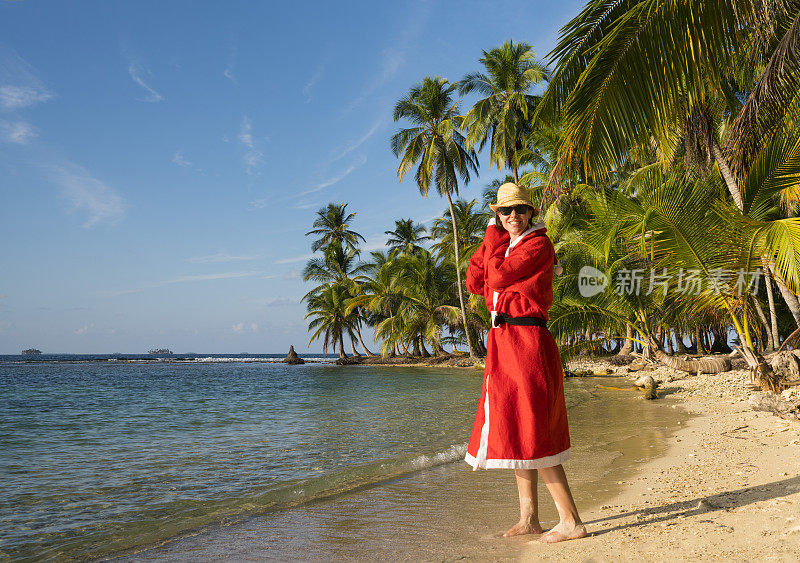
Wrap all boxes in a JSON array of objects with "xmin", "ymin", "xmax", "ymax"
[
  {"xmin": 459, "ymin": 39, "xmax": 548, "ymax": 182},
  {"xmin": 306, "ymin": 202, "xmax": 366, "ymax": 253},
  {"xmin": 385, "ymin": 218, "xmax": 430, "ymax": 256},
  {"xmin": 391, "ymin": 76, "xmax": 480, "ymax": 358}
]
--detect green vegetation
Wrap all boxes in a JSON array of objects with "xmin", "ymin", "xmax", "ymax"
[{"xmin": 303, "ymin": 1, "xmax": 800, "ymax": 390}]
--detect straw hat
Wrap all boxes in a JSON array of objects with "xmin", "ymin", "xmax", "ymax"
[{"xmin": 489, "ymin": 182, "xmax": 538, "ymax": 214}]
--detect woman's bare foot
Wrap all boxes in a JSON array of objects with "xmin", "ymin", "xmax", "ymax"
[
  {"xmin": 538, "ymin": 521, "xmax": 587, "ymax": 543},
  {"xmin": 502, "ymin": 518, "xmax": 543, "ymax": 537}
]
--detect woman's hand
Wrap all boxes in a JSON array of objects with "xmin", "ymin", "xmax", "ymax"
[{"xmin": 483, "ymin": 219, "xmax": 510, "ymax": 253}]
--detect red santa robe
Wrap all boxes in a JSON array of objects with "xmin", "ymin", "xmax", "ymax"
[{"xmin": 464, "ymin": 221, "xmax": 570, "ymax": 470}]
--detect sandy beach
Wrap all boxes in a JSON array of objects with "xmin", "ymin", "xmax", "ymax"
[{"xmin": 523, "ymin": 359, "xmax": 800, "ymax": 561}]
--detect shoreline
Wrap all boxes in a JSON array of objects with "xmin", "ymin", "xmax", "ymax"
[
  {"xmin": 523, "ymin": 359, "xmax": 800, "ymax": 561},
  {"xmin": 97, "ymin": 357, "xmax": 800, "ymax": 560},
  {"xmin": 111, "ymin": 369, "xmax": 685, "ymax": 561}
]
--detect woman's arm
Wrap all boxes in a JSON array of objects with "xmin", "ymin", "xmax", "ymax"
[
  {"xmin": 485, "ymin": 236, "xmax": 553, "ymax": 290},
  {"xmin": 466, "ymin": 222, "xmax": 509, "ymax": 295},
  {"xmin": 466, "ymin": 241, "xmax": 487, "ymax": 295}
]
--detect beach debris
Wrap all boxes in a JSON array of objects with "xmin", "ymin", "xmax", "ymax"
[
  {"xmin": 565, "ymin": 367, "xmax": 616, "ymax": 377},
  {"xmin": 650, "ymin": 348, "xmax": 732, "ymax": 375},
  {"xmin": 696, "ymin": 499, "xmax": 716, "ymax": 511},
  {"xmin": 767, "ymin": 351, "xmax": 800, "ymax": 390},
  {"xmin": 748, "ymin": 392, "xmax": 800, "ymax": 420},
  {"xmin": 634, "ymin": 375, "xmax": 659, "ymax": 400},
  {"xmin": 284, "ymin": 346, "xmax": 305, "ymax": 365}
]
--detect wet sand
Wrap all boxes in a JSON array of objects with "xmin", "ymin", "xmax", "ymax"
[{"xmin": 116, "ymin": 377, "xmax": 686, "ymax": 561}]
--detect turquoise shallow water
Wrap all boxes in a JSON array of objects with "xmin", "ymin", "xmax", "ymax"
[{"xmin": 3, "ymin": 359, "xmax": 580, "ymax": 561}]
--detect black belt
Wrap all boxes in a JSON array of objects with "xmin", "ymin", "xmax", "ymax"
[{"xmin": 493, "ymin": 313, "xmax": 547, "ymax": 328}]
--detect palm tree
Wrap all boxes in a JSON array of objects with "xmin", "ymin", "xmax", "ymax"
[
  {"xmin": 385, "ymin": 249, "xmax": 451, "ymax": 356},
  {"xmin": 385, "ymin": 218, "xmax": 430, "ymax": 256},
  {"xmin": 430, "ymin": 199, "xmax": 488, "ymax": 268},
  {"xmin": 537, "ymin": 0, "xmax": 800, "ymax": 326},
  {"xmin": 346, "ymin": 250, "xmax": 405, "ymax": 357},
  {"xmin": 459, "ymin": 39, "xmax": 548, "ymax": 182},
  {"xmin": 306, "ymin": 202, "xmax": 366, "ymax": 253},
  {"xmin": 302, "ymin": 240, "xmax": 375, "ymax": 356},
  {"xmin": 305, "ymin": 283, "xmax": 358, "ymax": 360},
  {"xmin": 550, "ymin": 169, "xmax": 800, "ymax": 388},
  {"xmin": 391, "ymin": 76, "xmax": 480, "ymax": 358}
]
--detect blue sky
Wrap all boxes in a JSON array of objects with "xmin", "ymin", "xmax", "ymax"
[{"xmin": 0, "ymin": 0, "xmax": 584, "ymax": 354}]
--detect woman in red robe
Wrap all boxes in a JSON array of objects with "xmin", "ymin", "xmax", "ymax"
[{"xmin": 465, "ymin": 182, "xmax": 586, "ymax": 543}]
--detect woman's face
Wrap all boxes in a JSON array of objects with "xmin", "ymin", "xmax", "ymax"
[{"xmin": 498, "ymin": 206, "xmax": 533, "ymax": 237}]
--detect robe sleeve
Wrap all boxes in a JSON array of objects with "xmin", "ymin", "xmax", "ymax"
[
  {"xmin": 467, "ymin": 222, "xmax": 510, "ymax": 295},
  {"xmin": 466, "ymin": 241, "xmax": 486, "ymax": 295},
  {"xmin": 485, "ymin": 236, "xmax": 553, "ymax": 290}
]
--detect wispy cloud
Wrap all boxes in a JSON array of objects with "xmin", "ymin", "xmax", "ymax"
[
  {"xmin": 332, "ymin": 119, "xmax": 382, "ymax": 161},
  {"xmin": 74, "ymin": 324, "xmax": 93, "ymax": 335},
  {"xmin": 265, "ymin": 297, "xmax": 296, "ymax": 307},
  {"xmin": 342, "ymin": 3, "xmax": 429, "ymax": 114},
  {"xmin": 232, "ymin": 322, "xmax": 259, "ymax": 333},
  {"xmin": 275, "ymin": 253, "xmax": 317, "ymax": 265},
  {"xmin": 0, "ymin": 119, "xmax": 36, "ymax": 144},
  {"xmin": 293, "ymin": 200, "xmax": 323, "ymax": 210},
  {"xmin": 344, "ymin": 47, "xmax": 405, "ymax": 114},
  {"xmin": 106, "ymin": 272, "xmax": 257, "ymax": 296},
  {"xmin": 239, "ymin": 116, "xmax": 263, "ymax": 174},
  {"xmin": 0, "ymin": 86, "xmax": 53, "ymax": 111},
  {"xmin": 172, "ymin": 150, "xmax": 192, "ymax": 167},
  {"xmin": 303, "ymin": 61, "xmax": 326, "ymax": 102},
  {"xmin": 362, "ymin": 233, "xmax": 389, "ymax": 253},
  {"xmin": 187, "ymin": 253, "xmax": 260, "ymax": 264},
  {"xmin": 239, "ymin": 116, "xmax": 254, "ymax": 146},
  {"xmin": 128, "ymin": 61, "xmax": 163, "ymax": 102},
  {"xmin": 0, "ymin": 52, "xmax": 54, "ymax": 111},
  {"xmin": 301, "ymin": 154, "xmax": 366, "ymax": 195},
  {"xmin": 224, "ymin": 46, "xmax": 237, "ymax": 84},
  {"xmin": 283, "ymin": 269, "xmax": 301, "ymax": 280},
  {"xmin": 47, "ymin": 162, "xmax": 125, "ymax": 228}
]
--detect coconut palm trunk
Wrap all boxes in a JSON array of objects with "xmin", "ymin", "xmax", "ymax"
[
  {"xmin": 769, "ymin": 261, "xmax": 800, "ymax": 327},
  {"xmin": 444, "ymin": 190, "xmax": 477, "ymax": 359},
  {"xmin": 712, "ymin": 143, "xmax": 800, "ymax": 330},
  {"xmin": 354, "ymin": 321, "xmax": 375, "ymax": 356},
  {"xmin": 762, "ymin": 260, "xmax": 780, "ymax": 349}
]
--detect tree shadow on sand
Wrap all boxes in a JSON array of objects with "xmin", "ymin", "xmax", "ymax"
[{"xmin": 584, "ymin": 475, "xmax": 800, "ymax": 536}]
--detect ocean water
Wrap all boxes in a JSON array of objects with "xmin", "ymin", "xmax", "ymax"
[{"xmin": 2, "ymin": 357, "xmax": 594, "ymax": 561}]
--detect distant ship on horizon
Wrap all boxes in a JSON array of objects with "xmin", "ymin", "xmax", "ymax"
[
  {"xmin": 21, "ymin": 348, "xmax": 42, "ymax": 355},
  {"xmin": 148, "ymin": 349, "xmax": 173, "ymax": 355}
]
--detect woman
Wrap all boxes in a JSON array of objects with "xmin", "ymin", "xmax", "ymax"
[{"xmin": 465, "ymin": 182, "xmax": 586, "ymax": 543}]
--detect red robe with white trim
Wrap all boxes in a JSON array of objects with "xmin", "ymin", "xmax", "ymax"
[{"xmin": 464, "ymin": 222, "xmax": 571, "ymax": 470}]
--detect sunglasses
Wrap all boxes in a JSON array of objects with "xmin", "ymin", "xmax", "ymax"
[{"xmin": 496, "ymin": 204, "xmax": 532, "ymax": 216}]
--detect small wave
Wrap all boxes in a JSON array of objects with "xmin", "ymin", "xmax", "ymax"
[
  {"xmin": 407, "ymin": 443, "xmax": 468, "ymax": 470},
  {"xmin": 191, "ymin": 356, "xmax": 283, "ymax": 363}
]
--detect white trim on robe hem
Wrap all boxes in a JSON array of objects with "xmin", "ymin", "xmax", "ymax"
[{"xmin": 465, "ymin": 448, "xmax": 571, "ymax": 470}]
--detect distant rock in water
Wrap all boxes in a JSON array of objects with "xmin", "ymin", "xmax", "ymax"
[
  {"xmin": 148, "ymin": 349, "xmax": 173, "ymax": 355},
  {"xmin": 285, "ymin": 346, "xmax": 305, "ymax": 365},
  {"xmin": 21, "ymin": 348, "xmax": 42, "ymax": 355}
]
